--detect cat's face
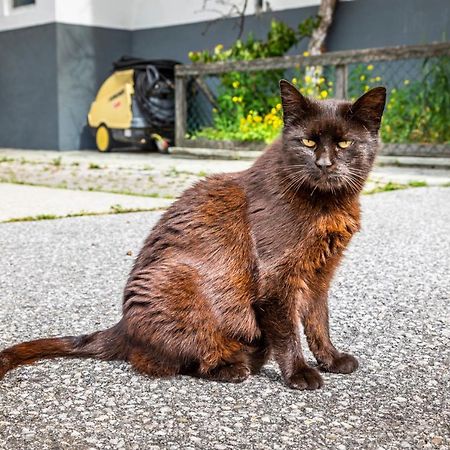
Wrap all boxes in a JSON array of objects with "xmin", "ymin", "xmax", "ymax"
[{"xmin": 279, "ymin": 80, "xmax": 386, "ymax": 194}]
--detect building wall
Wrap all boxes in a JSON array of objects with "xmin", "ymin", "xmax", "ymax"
[
  {"xmin": 56, "ymin": 23, "xmax": 131, "ymax": 150},
  {"xmin": 0, "ymin": 23, "xmax": 59, "ymax": 149},
  {"xmin": 0, "ymin": 0, "xmax": 448, "ymax": 150},
  {"xmin": 132, "ymin": 0, "xmax": 450, "ymax": 62}
]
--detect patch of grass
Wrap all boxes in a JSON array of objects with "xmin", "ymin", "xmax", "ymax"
[
  {"xmin": 3, "ymin": 206, "xmax": 167, "ymax": 223},
  {"xmin": 197, "ymin": 170, "xmax": 208, "ymax": 177},
  {"xmin": 365, "ymin": 182, "xmax": 408, "ymax": 195},
  {"xmin": 0, "ymin": 156, "xmax": 14, "ymax": 163},
  {"xmin": 52, "ymin": 157, "xmax": 62, "ymax": 167},
  {"xmin": 407, "ymin": 180, "xmax": 428, "ymax": 187},
  {"xmin": 165, "ymin": 166, "xmax": 181, "ymax": 177},
  {"xmin": 71, "ymin": 161, "xmax": 80, "ymax": 167},
  {"xmin": 442, "ymin": 182, "xmax": 450, "ymax": 187},
  {"xmin": 88, "ymin": 162, "xmax": 102, "ymax": 170},
  {"xmin": 365, "ymin": 180, "xmax": 429, "ymax": 195},
  {"xmin": 4, "ymin": 214, "xmax": 58, "ymax": 222}
]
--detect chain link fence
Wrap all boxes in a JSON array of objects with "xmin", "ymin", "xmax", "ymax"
[{"xmin": 175, "ymin": 43, "xmax": 450, "ymax": 157}]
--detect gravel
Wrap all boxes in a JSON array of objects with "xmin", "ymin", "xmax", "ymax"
[{"xmin": 0, "ymin": 187, "xmax": 449, "ymax": 450}]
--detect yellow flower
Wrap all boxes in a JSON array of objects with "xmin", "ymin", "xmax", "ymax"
[
  {"xmin": 232, "ymin": 96, "xmax": 239, "ymax": 103},
  {"xmin": 292, "ymin": 77, "xmax": 298, "ymax": 85},
  {"xmin": 328, "ymin": 81, "xmax": 333, "ymax": 87},
  {"xmin": 304, "ymin": 75, "xmax": 312, "ymax": 84},
  {"xmin": 360, "ymin": 75, "xmax": 366, "ymax": 81},
  {"xmin": 375, "ymin": 76, "xmax": 381, "ymax": 82},
  {"xmin": 254, "ymin": 116, "xmax": 262, "ymax": 123},
  {"xmin": 364, "ymin": 85, "xmax": 370, "ymax": 92},
  {"xmin": 404, "ymin": 79, "xmax": 410, "ymax": 85},
  {"xmin": 307, "ymin": 88, "xmax": 313, "ymax": 95},
  {"xmin": 320, "ymin": 90, "xmax": 328, "ymax": 99},
  {"xmin": 367, "ymin": 64, "xmax": 374, "ymax": 71},
  {"xmin": 271, "ymin": 108, "xmax": 277, "ymax": 114},
  {"xmin": 188, "ymin": 51, "xmax": 194, "ymax": 59},
  {"xmin": 303, "ymin": 51, "xmax": 310, "ymax": 57},
  {"xmin": 214, "ymin": 44, "xmax": 224, "ymax": 55},
  {"xmin": 232, "ymin": 81, "xmax": 240, "ymax": 89},
  {"xmin": 318, "ymin": 77, "xmax": 325, "ymax": 85},
  {"xmin": 276, "ymin": 103, "xmax": 282, "ymax": 111}
]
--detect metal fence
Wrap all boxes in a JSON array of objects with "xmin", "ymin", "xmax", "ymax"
[{"xmin": 174, "ymin": 43, "xmax": 450, "ymax": 156}]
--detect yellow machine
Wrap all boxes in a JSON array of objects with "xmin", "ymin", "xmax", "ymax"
[{"xmin": 87, "ymin": 58, "xmax": 177, "ymax": 152}]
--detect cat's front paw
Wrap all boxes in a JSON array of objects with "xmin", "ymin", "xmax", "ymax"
[
  {"xmin": 286, "ymin": 366, "xmax": 324, "ymax": 390},
  {"xmin": 320, "ymin": 353, "xmax": 358, "ymax": 374}
]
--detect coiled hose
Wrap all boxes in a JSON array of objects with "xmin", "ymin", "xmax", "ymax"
[{"xmin": 134, "ymin": 65, "xmax": 175, "ymax": 129}]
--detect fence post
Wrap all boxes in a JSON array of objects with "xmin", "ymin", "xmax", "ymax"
[
  {"xmin": 175, "ymin": 74, "xmax": 187, "ymax": 147},
  {"xmin": 335, "ymin": 64, "xmax": 348, "ymax": 99}
]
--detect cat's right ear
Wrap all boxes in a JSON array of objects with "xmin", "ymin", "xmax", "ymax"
[{"xmin": 279, "ymin": 79, "xmax": 310, "ymax": 125}]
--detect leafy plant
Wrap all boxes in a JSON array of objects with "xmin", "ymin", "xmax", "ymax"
[
  {"xmin": 188, "ymin": 18, "xmax": 320, "ymax": 143},
  {"xmin": 382, "ymin": 57, "xmax": 450, "ymax": 143}
]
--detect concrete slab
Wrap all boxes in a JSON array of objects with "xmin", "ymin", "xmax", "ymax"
[{"xmin": 0, "ymin": 183, "xmax": 172, "ymax": 222}]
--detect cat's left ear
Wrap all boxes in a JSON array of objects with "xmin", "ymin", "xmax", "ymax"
[{"xmin": 349, "ymin": 87, "xmax": 387, "ymax": 131}]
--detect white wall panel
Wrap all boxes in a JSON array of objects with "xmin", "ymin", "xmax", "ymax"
[
  {"xmin": 0, "ymin": 0, "xmax": 352, "ymax": 31},
  {"xmin": 0, "ymin": 0, "xmax": 55, "ymax": 31}
]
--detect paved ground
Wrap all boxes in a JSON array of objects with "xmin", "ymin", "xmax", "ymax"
[
  {"xmin": 0, "ymin": 187, "xmax": 449, "ymax": 450},
  {"xmin": 0, "ymin": 183, "xmax": 172, "ymax": 222}
]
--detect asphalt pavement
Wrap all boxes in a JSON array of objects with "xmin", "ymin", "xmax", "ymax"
[{"xmin": 0, "ymin": 187, "xmax": 449, "ymax": 450}]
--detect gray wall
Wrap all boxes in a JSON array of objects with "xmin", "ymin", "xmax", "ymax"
[
  {"xmin": 0, "ymin": 24, "xmax": 59, "ymax": 149},
  {"xmin": 132, "ymin": 0, "xmax": 450, "ymax": 62},
  {"xmin": 0, "ymin": 0, "xmax": 448, "ymax": 150},
  {"xmin": 56, "ymin": 24, "xmax": 131, "ymax": 150}
]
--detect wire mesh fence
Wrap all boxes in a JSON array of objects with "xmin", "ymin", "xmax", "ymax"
[{"xmin": 175, "ymin": 43, "xmax": 450, "ymax": 156}]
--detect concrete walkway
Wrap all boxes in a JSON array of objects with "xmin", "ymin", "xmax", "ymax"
[
  {"xmin": 0, "ymin": 183, "xmax": 172, "ymax": 222},
  {"xmin": 0, "ymin": 149, "xmax": 448, "ymax": 222}
]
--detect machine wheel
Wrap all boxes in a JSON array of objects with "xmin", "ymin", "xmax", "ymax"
[{"xmin": 95, "ymin": 125, "xmax": 112, "ymax": 152}]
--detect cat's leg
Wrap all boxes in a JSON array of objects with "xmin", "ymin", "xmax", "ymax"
[
  {"xmin": 198, "ymin": 350, "xmax": 251, "ymax": 383},
  {"xmin": 302, "ymin": 293, "xmax": 358, "ymax": 374},
  {"xmin": 247, "ymin": 334, "xmax": 271, "ymax": 375},
  {"xmin": 256, "ymin": 300, "xmax": 323, "ymax": 390}
]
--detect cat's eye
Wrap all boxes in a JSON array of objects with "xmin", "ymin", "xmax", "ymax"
[
  {"xmin": 337, "ymin": 140, "xmax": 352, "ymax": 149},
  {"xmin": 301, "ymin": 138, "xmax": 316, "ymax": 148}
]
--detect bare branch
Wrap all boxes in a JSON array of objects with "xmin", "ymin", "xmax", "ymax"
[{"xmin": 197, "ymin": 0, "xmax": 250, "ymax": 39}]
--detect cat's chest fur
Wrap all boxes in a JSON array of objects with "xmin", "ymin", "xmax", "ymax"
[{"xmin": 256, "ymin": 202, "xmax": 360, "ymax": 293}]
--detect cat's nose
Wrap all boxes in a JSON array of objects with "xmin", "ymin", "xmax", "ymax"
[{"xmin": 315, "ymin": 155, "xmax": 333, "ymax": 170}]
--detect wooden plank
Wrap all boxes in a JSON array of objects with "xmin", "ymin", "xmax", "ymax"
[
  {"xmin": 175, "ymin": 43, "xmax": 450, "ymax": 77},
  {"xmin": 334, "ymin": 64, "xmax": 348, "ymax": 99},
  {"xmin": 175, "ymin": 76, "xmax": 187, "ymax": 147}
]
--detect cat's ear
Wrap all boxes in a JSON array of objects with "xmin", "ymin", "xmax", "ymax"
[
  {"xmin": 279, "ymin": 79, "xmax": 311, "ymax": 124},
  {"xmin": 349, "ymin": 87, "xmax": 386, "ymax": 131}
]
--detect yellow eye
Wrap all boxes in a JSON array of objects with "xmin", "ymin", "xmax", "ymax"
[
  {"xmin": 338, "ymin": 140, "xmax": 352, "ymax": 149},
  {"xmin": 302, "ymin": 138, "xmax": 316, "ymax": 148}
]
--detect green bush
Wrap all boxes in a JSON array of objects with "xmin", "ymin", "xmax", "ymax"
[
  {"xmin": 188, "ymin": 19, "xmax": 319, "ymax": 143},
  {"xmin": 189, "ymin": 20, "xmax": 449, "ymax": 145}
]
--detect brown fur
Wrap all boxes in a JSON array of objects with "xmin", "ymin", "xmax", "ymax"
[{"xmin": 0, "ymin": 82, "xmax": 386, "ymax": 389}]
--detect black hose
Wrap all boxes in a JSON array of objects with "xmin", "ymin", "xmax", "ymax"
[{"xmin": 134, "ymin": 65, "xmax": 175, "ymax": 129}]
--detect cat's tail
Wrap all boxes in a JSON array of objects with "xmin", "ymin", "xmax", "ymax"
[{"xmin": 0, "ymin": 321, "xmax": 127, "ymax": 380}]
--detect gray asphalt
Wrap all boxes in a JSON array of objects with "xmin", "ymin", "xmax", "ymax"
[{"xmin": 0, "ymin": 187, "xmax": 449, "ymax": 450}]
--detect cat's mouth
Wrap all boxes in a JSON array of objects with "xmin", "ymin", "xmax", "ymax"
[{"xmin": 310, "ymin": 170, "xmax": 348, "ymax": 192}]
